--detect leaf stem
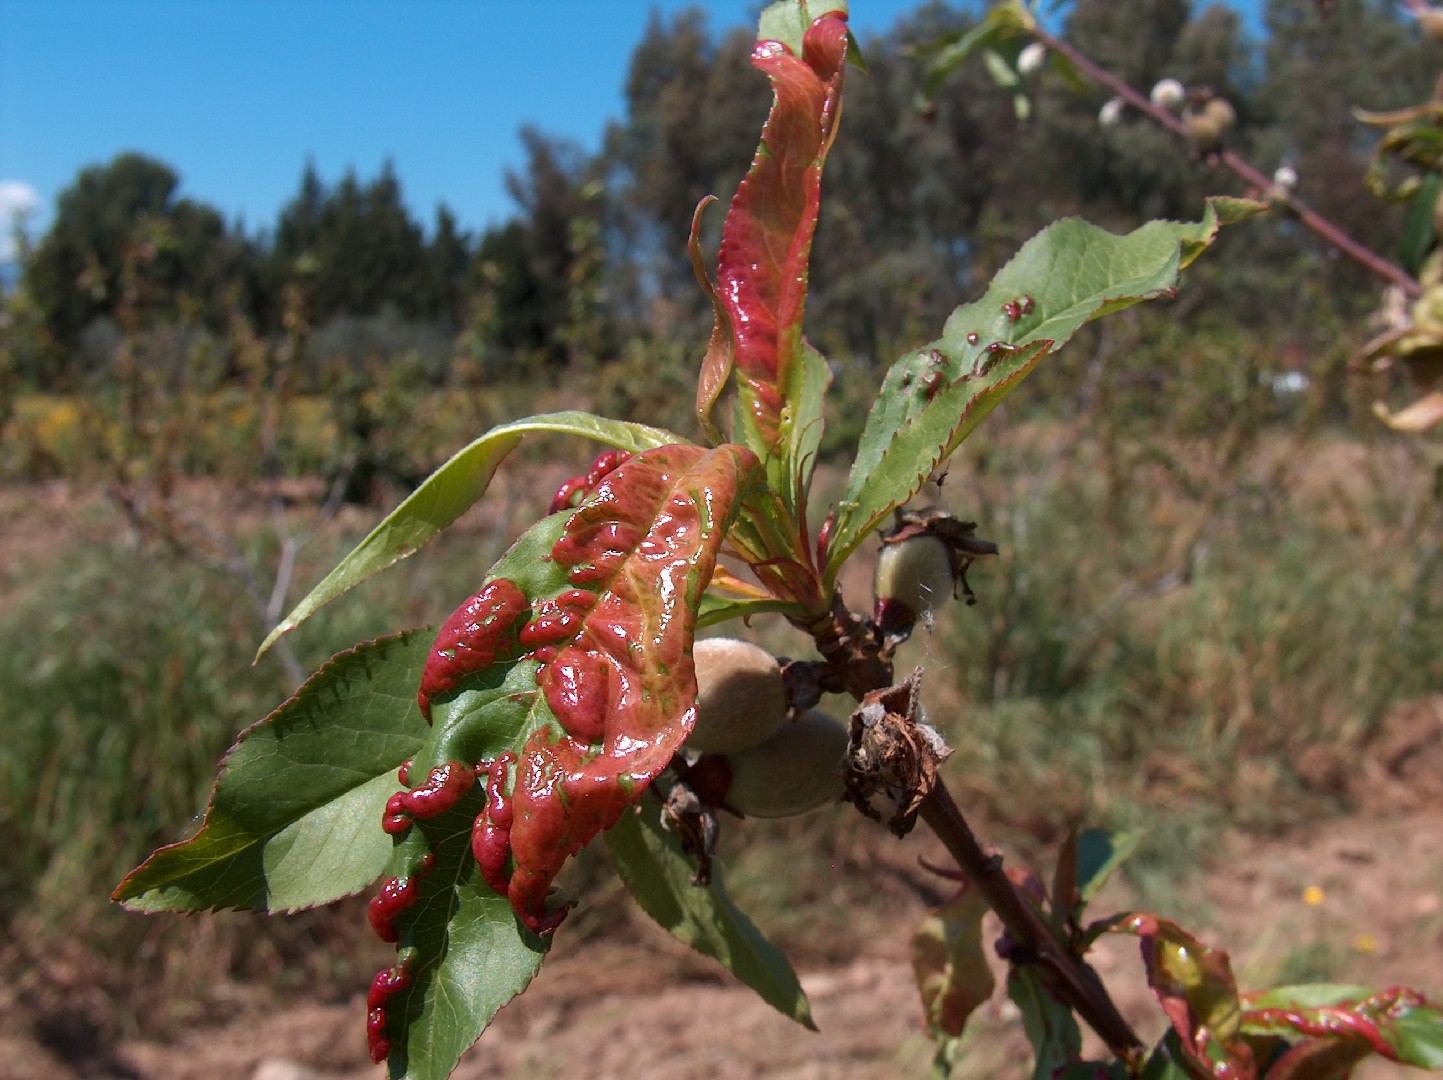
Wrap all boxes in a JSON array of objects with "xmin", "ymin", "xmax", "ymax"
[{"xmin": 1028, "ymin": 21, "xmax": 1422, "ymax": 297}]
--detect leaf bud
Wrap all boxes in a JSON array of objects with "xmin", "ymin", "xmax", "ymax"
[
  {"xmin": 721, "ymin": 709, "xmax": 849, "ymax": 818},
  {"xmin": 1183, "ymin": 95, "xmax": 1235, "ymax": 154},
  {"xmin": 873, "ymin": 533, "xmax": 955, "ymax": 637},
  {"xmin": 684, "ymin": 637, "xmax": 788, "ymax": 754}
]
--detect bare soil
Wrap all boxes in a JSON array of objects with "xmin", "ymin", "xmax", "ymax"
[
  {"xmin": 3, "ymin": 474, "xmax": 1439, "ymax": 1080},
  {"xmin": 6, "ymin": 788, "xmax": 1440, "ymax": 1080}
]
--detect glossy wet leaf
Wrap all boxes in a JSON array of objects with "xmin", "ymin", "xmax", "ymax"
[
  {"xmin": 825, "ymin": 197, "xmax": 1264, "ymax": 584},
  {"xmin": 113, "ymin": 631, "xmax": 431, "ymax": 914},
  {"xmin": 258, "ymin": 411, "xmax": 683, "ymax": 658},
  {"xmin": 717, "ymin": 9, "xmax": 846, "ymax": 480},
  {"xmin": 375, "ymin": 445, "xmax": 760, "ymax": 1077},
  {"xmin": 912, "ymin": 883, "xmax": 996, "ymax": 1040},
  {"xmin": 605, "ymin": 803, "xmax": 814, "ymax": 1028},
  {"xmin": 1242, "ymin": 984, "xmax": 1443, "ymax": 1071},
  {"xmin": 1115, "ymin": 913, "xmax": 1253, "ymax": 1080}
]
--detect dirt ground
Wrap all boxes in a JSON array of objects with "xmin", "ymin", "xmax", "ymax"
[
  {"xmin": 2, "ymin": 480, "xmax": 1439, "ymax": 1080},
  {"xmin": 6, "ymin": 768, "xmax": 1441, "ymax": 1080}
]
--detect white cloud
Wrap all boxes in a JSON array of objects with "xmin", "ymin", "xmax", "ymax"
[{"xmin": 0, "ymin": 181, "xmax": 41, "ymax": 261}]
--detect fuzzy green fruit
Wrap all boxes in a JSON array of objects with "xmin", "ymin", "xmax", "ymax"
[
  {"xmin": 874, "ymin": 533, "xmax": 955, "ymax": 635},
  {"xmin": 723, "ymin": 709, "xmax": 849, "ymax": 818},
  {"xmin": 685, "ymin": 637, "xmax": 788, "ymax": 754}
]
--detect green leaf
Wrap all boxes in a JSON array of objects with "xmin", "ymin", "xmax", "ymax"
[
  {"xmin": 258, "ymin": 411, "xmax": 683, "ymax": 658},
  {"xmin": 1009, "ymin": 966, "xmax": 1083, "ymax": 1080},
  {"xmin": 698, "ymin": 592, "xmax": 806, "ymax": 628},
  {"xmin": 825, "ymin": 197, "xmax": 1264, "ymax": 585},
  {"xmin": 1075, "ymin": 828, "xmax": 1146, "ymax": 906},
  {"xmin": 911, "ymin": 884, "xmax": 996, "ymax": 1040},
  {"xmin": 114, "ymin": 631, "xmax": 431, "ymax": 914},
  {"xmin": 1399, "ymin": 172, "xmax": 1443, "ymax": 275},
  {"xmin": 605, "ymin": 802, "xmax": 814, "ymax": 1029},
  {"xmin": 919, "ymin": 1, "xmax": 1033, "ymax": 99}
]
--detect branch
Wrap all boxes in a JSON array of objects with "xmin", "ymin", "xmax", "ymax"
[
  {"xmin": 1027, "ymin": 22, "xmax": 1422, "ymax": 297},
  {"xmin": 803, "ymin": 596, "xmax": 1145, "ymax": 1060}
]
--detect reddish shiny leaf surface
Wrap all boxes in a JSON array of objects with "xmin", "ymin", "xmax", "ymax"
[
  {"xmin": 1241, "ymin": 984, "xmax": 1443, "ymax": 1071},
  {"xmin": 716, "ymin": 10, "xmax": 847, "ymax": 452},
  {"xmin": 496, "ymin": 443, "xmax": 761, "ymax": 932},
  {"xmin": 1115, "ymin": 913, "xmax": 1255, "ymax": 1080}
]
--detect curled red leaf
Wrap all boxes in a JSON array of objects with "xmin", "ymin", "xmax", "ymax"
[
  {"xmin": 717, "ymin": 11, "xmax": 848, "ymax": 449},
  {"xmin": 487, "ymin": 444, "xmax": 760, "ymax": 933}
]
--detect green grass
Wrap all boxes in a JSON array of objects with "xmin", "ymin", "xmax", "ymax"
[{"xmin": 1, "ymin": 400, "xmax": 1438, "ymax": 1027}]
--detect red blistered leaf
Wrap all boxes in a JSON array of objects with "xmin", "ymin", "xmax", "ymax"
[
  {"xmin": 717, "ymin": 11, "xmax": 848, "ymax": 451},
  {"xmin": 1115, "ymin": 913, "xmax": 1256, "ymax": 1080},
  {"xmin": 417, "ymin": 579, "xmax": 529, "ymax": 720},
  {"xmin": 499, "ymin": 443, "xmax": 761, "ymax": 932},
  {"xmin": 1241, "ymin": 984, "xmax": 1443, "ymax": 1070}
]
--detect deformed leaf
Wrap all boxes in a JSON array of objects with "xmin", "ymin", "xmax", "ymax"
[
  {"xmin": 757, "ymin": 0, "xmax": 850, "ymax": 59},
  {"xmin": 1114, "ymin": 913, "xmax": 1253, "ymax": 1080},
  {"xmin": 718, "ymin": 8, "xmax": 847, "ymax": 466},
  {"xmin": 1241, "ymin": 984, "xmax": 1443, "ymax": 1071},
  {"xmin": 605, "ymin": 802, "xmax": 814, "ymax": 1028},
  {"xmin": 369, "ymin": 445, "xmax": 762, "ymax": 1078},
  {"xmin": 114, "ymin": 631, "xmax": 431, "ymax": 914},
  {"xmin": 825, "ymin": 197, "xmax": 1265, "ymax": 584},
  {"xmin": 912, "ymin": 883, "xmax": 996, "ymax": 1040},
  {"xmin": 259, "ymin": 411, "xmax": 683, "ymax": 658}
]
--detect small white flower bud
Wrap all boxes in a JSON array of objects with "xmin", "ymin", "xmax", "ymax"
[
  {"xmin": 1272, "ymin": 163, "xmax": 1298, "ymax": 190},
  {"xmin": 1099, "ymin": 97, "xmax": 1125, "ymax": 128},
  {"xmin": 1150, "ymin": 78, "xmax": 1186, "ymax": 111},
  {"xmin": 1018, "ymin": 42, "xmax": 1047, "ymax": 75}
]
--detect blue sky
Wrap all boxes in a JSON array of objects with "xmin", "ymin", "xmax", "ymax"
[{"xmin": 0, "ymin": 0, "xmax": 1263, "ymax": 257}]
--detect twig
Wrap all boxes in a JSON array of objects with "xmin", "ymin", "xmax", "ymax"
[
  {"xmin": 1027, "ymin": 22, "xmax": 1422, "ymax": 297},
  {"xmin": 805, "ymin": 596, "xmax": 1145, "ymax": 1061},
  {"xmin": 920, "ymin": 780, "xmax": 1145, "ymax": 1060}
]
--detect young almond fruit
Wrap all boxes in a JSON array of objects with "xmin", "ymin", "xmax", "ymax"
[
  {"xmin": 873, "ymin": 533, "xmax": 955, "ymax": 636},
  {"xmin": 684, "ymin": 637, "xmax": 788, "ymax": 754},
  {"xmin": 722, "ymin": 709, "xmax": 849, "ymax": 819}
]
